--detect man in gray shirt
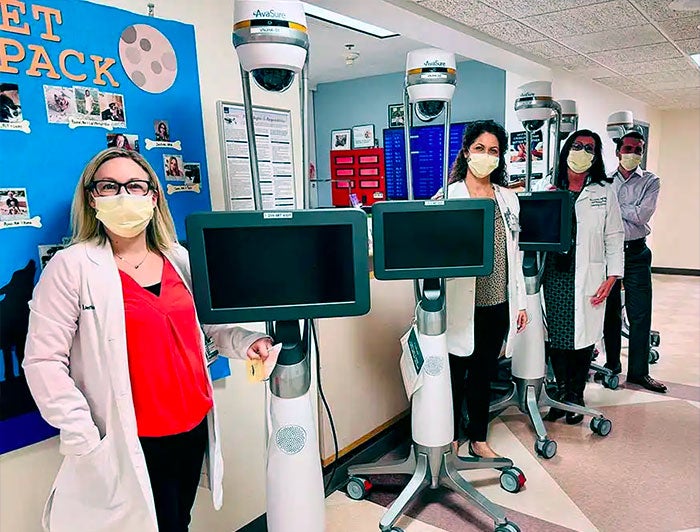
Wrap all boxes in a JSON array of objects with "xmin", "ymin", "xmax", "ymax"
[{"xmin": 603, "ymin": 131, "xmax": 666, "ymax": 393}]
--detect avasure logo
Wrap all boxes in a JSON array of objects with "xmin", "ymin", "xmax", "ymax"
[
  {"xmin": 253, "ymin": 9, "xmax": 287, "ymax": 18},
  {"xmin": 424, "ymin": 59, "xmax": 446, "ymax": 67},
  {"xmin": 520, "ymin": 91, "xmax": 535, "ymax": 98}
]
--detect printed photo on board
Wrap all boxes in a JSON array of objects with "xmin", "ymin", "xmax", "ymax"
[
  {"xmin": 38, "ymin": 244, "xmax": 65, "ymax": 271},
  {"xmin": 43, "ymin": 85, "xmax": 76, "ymax": 124},
  {"xmin": 107, "ymin": 133, "xmax": 140, "ymax": 152},
  {"xmin": 74, "ymin": 87, "xmax": 100, "ymax": 119},
  {"xmin": 184, "ymin": 162, "xmax": 201, "ymax": 185},
  {"xmin": 0, "ymin": 188, "xmax": 29, "ymax": 221},
  {"xmin": 154, "ymin": 120, "xmax": 170, "ymax": 141},
  {"xmin": 164, "ymin": 154, "xmax": 185, "ymax": 180},
  {"xmin": 99, "ymin": 92, "xmax": 126, "ymax": 125},
  {"xmin": 0, "ymin": 83, "xmax": 22, "ymax": 123}
]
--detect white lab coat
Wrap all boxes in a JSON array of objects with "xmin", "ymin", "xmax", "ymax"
[
  {"xmin": 23, "ymin": 241, "xmax": 266, "ymax": 532},
  {"xmin": 444, "ymin": 181, "xmax": 527, "ymax": 357},
  {"xmin": 549, "ymin": 182, "xmax": 625, "ymax": 349}
]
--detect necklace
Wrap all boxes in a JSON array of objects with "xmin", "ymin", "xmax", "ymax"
[{"xmin": 115, "ymin": 251, "xmax": 149, "ymax": 269}]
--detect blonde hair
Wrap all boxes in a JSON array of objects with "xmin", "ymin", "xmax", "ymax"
[{"xmin": 70, "ymin": 148, "xmax": 178, "ymax": 252}]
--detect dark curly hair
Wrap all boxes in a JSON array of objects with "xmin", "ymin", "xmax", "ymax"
[
  {"xmin": 557, "ymin": 129, "xmax": 610, "ymax": 189},
  {"xmin": 448, "ymin": 120, "xmax": 509, "ymax": 187}
]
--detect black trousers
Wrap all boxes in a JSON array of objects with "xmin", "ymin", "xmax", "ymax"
[
  {"xmin": 604, "ymin": 244, "xmax": 653, "ymax": 379},
  {"xmin": 548, "ymin": 345, "xmax": 595, "ymax": 403},
  {"xmin": 140, "ymin": 417, "xmax": 208, "ymax": 532},
  {"xmin": 449, "ymin": 302, "xmax": 509, "ymax": 442}
]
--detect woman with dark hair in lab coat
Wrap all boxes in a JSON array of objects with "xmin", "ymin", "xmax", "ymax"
[
  {"xmin": 438, "ymin": 120, "xmax": 528, "ymax": 459},
  {"xmin": 542, "ymin": 130, "xmax": 624, "ymax": 424}
]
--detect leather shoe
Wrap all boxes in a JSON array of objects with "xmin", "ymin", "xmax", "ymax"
[
  {"xmin": 627, "ymin": 375, "xmax": 667, "ymax": 393},
  {"xmin": 604, "ymin": 363, "xmax": 622, "ymax": 375}
]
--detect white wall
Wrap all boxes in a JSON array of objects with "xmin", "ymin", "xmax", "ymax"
[
  {"xmin": 653, "ymin": 109, "xmax": 700, "ymax": 270},
  {"xmin": 0, "ymin": 2, "xmax": 304, "ymax": 531}
]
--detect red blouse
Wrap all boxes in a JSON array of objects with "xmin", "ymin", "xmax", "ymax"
[{"xmin": 120, "ymin": 259, "xmax": 213, "ymax": 437}]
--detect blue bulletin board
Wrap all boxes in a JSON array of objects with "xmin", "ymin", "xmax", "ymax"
[{"xmin": 0, "ymin": 0, "xmax": 229, "ymax": 454}]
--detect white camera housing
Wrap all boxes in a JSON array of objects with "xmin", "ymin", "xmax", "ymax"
[
  {"xmin": 559, "ymin": 99, "xmax": 578, "ymax": 135},
  {"xmin": 607, "ymin": 110, "xmax": 634, "ymax": 141},
  {"xmin": 405, "ymin": 48, "xmax": 456, "ymax": 110},
  {"xmin": 515, "ymin": 81, "xmax": 555, "ymax": 126},
  {"xmin": 233, "ymin": 0, "xmax": 309, "ymax": 92}
]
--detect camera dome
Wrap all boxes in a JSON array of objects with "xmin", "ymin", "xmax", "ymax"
[{"xmin": 233, "ymin": 0, "xmax": 309, "ymax": 92}]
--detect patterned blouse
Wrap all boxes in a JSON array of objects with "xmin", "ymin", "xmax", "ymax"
[{"xmin": 475, "ymin": 201, "xmax": 509, "ymax": 307}]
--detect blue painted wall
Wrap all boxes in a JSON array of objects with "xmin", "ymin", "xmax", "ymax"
[{"xmin": 313, "ymin": 60, "xmax": 506, "ymax": 204}]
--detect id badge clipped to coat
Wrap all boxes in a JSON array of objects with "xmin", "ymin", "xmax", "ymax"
[
  {"xmin": 203, "ymin": 333, "xmax": 219, "ymax": 367},
  {"xmin": 504, "ymin": 207, "xmax": 521, "ymax": 234}
]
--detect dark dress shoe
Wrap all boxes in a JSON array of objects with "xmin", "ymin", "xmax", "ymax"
[
  {"xmin": 544, "ymin": 407, "xmax": 566, "ymax": 421},
  {"xmin": 566, "ymin": 411, "xmax": 584, "ymax": 425},
  {"xmin": 604, "ymin": 363, "xmax": 622, "ymax": 375},
  {"xmin": 627, "ymin": 375, "xmax": 667, "ymax": 393}
]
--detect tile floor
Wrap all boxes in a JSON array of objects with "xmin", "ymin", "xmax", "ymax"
[{"xmin": 327, "ymin": 275, "xmax": 700, "ymax": 532}]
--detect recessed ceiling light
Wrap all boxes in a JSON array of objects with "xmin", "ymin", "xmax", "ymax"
[
  {"xmin": 691, "ymin": 53, "xmax": 700, "ymax": 67},
  {"xmin": 668, "ymin": 0, "xmax": 700, "ymax": 11},
  {"xmin": 302, "ymin": 2, "xmax": 399, "ymax": 39}
]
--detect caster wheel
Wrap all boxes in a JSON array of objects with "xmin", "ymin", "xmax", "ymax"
[
  {"xmin": 603, "ymin": 374, "xmax": 619, "ymax": 390},
  {"xmin": 535, "ymin": 438, "xmax": 557, "ymax": 459},
  {"xmin": 590, "ymin": 417, "xmax": 612, "ymax": 437},
  {"xmin": 495, "ymin": 521, "xmax": 521, "ymax": 532},
  {"xmin": 499, "ymin": 467, "xmax": 526, "ymax": 493},
  {"xmin": 650, "ymin": 331, "xmax": 660, "ymax": 347},
  {"xmin": 649, "ymin": 349, "xmax": 660, "ymax": 364},
  {"xmin": 346, "ymin": 476, "xmax": 372, "ymax": 500}
]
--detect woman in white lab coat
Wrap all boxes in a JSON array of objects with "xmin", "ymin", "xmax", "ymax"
[
  {"xmin": 439, "ymin": 120, "xmax": 528, "ymax": 459},
  {"xmin": 23, "ymin": 148, "xmax": 273, "ymax": 532},
  {"xmin": 542, "ymin": 130, "xmax": 624, "ymax": 424}
]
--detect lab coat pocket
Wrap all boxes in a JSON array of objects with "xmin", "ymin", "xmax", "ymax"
[
  {"xmin": 48, "ymin": 436, "xmax": 127, "ymax": 532},
  {"xmin": 585, "ymin": 263, "xmax": 606, "ymax": 296}
]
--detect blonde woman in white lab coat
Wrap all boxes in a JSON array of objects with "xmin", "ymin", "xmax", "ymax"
[
  {"xmin": 23, "ymin": 148, "xmax": 273, "ymax": 532},
  {"xmin": 436, "ymin": 120, "xmax": 528, "ymax": 459},
  {"xmin": 542, "ymin": 130, "xmax": 624, "ymax": 425}
]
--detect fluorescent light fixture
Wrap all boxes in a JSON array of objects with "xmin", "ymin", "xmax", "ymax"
[
  {"xmin": 302, "ymin": 2, "xmax": 399, "ymax": 38},
  {"xmin": 692, "ymin": 53, "xmax": 700, "ymax": 67}
]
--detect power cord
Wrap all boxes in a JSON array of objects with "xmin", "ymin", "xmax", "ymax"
[{"xmin": 311, "ymin": 319, "xmax": 339, "ymax": 494}]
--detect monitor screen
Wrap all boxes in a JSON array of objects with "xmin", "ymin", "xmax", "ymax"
[
  {"xmin": 517, "ymin": 191, "xmax": 572, "ymax": 252},
  {"xmin": 383, "ymin": 123, "xmax": 469, "ymax": 200},
  {"xmin": 186, "ymin": 209, "xmax": 371, "ymax": 323},
  {"xmin": 372, "ymin": 199, "xmax": 495, "ymax": 280}
]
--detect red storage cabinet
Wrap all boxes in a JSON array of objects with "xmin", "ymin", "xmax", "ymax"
[{"xmin": 330, "ymin": 148, "xmax": 386, "ymax": 207}]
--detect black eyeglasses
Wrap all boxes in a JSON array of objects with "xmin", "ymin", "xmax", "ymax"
[
  {"xmin": 89, "ymin": 180, "xmax": 152, "ymax": 197},
  {"xmin": 571, "ymin": 142, "xmax": 595, "ymax": 154}
]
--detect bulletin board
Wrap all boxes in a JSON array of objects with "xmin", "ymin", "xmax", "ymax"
[
  {"xmin": 217, "ymin": 101, "xmax": 296, "ymax": 210},
  {"xmin": 0, "ymin": 0, "xmax": 229, "ymax": 455}
]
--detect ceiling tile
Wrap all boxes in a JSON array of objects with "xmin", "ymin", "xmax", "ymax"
[
  {"xmin": 628, "ymin": 68, "xmax": 700, "ymax": 84},
  {"xmin": 658, "ymin": 14, "xmax": 700, "ymax": 40},
  {"xmin": 590, "ymin": 42, "xmax": 682, "ymax": 64},
  {"xmin": 559, "ymin": 24, "xmax": 666, "ymax": 53},
  {"xmin": 417, "ymin": 0, "xmax": 510, "ymax": 26},
  {"xmin": 614, "ymin": 56, "xmax": 693, "ymax": 74},
  {"xmin": 475, "ymin": 19, "xmax": 548, "ymax": 44},
  {"xmin": 550, "ymin": 55, "xmax": 619, "ymax": 77},
  {"xmin": 677, "ymin": 37, "xmax": 700, "ymax": 54},
  {"xmin": 625, "ymin": 90, "xmax": 663, "ymax": 104},
  {"xmin": 646, "ymin": 79, "xmax": 700, "ymax": 90},
  {"xmin": 632, "ymin": 0, "xmax": 700, "ymax": 21},
  {"xmin": 594, "ymin": 75, "xmax": 642, "ymax": 90},
  {"xmin": 482, "ymin": 0, "xmax": 610, "ymax": 18},
  {"xmin": 519, "ymin": 39, "xmax": 574, "ymax": 58},
  {"xmin": 653, "ymin": 86, "xmax": 700, "ymax": 101},
  {"xmin": 522, "ymin": 0, "xmax": 647, "ymax": 39}
]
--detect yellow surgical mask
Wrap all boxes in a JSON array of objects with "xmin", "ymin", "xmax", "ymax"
[
  {"xmin": 620, "ymin": 153, "xmax": 642, "ymax": 171},
  {"xmin": 567, "ymin": 149, "xmax": 594, "ymax": 173},
  {"xmin": 94, "ymin": 194, "xmax": 155, "ymax": 238},
  {"xmin": 467, "ymin": 153, "xmax": 499, "ymax": 179}
]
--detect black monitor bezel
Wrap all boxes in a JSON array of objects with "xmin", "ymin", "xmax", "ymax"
[
  {"xmin": 517, "ymin": 190, "xmax": 572, "ymax": 252},
  {"xmin": 372, "ymin": 199, "xmax": 496, "ymax": 280},
  {"xmin": 185, "ymin": 209, "xmax": 371, "ymax": 324}
]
